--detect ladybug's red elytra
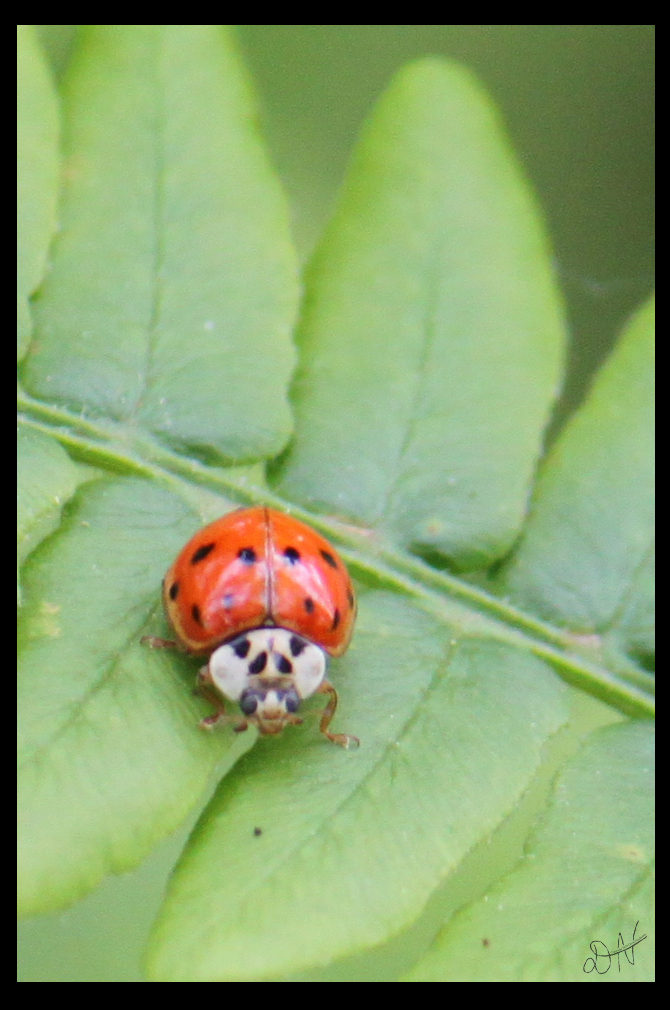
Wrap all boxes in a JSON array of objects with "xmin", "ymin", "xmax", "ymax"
[{"xmin": 144, "ymin": 507, "xmax": 358, "ymax": 748}]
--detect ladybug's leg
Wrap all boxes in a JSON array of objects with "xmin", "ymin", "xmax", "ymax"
[
  {"xmin": 316, "ymin": 680, "xmax": 359, "ymax": 749},
  {"xmin": 202, "ymin": 709, "xmax": 249, "ymax": 733},
  {"xmin": 196, "ymin": 666, "xmax": 250, "ymax": 733},
  {"xmin": 196, "ymin": 666, "xmax": 230, "ymax": 729},
  {"xmin": 141, "ymin": 635, "xmax": 180, "ymax": 650}
]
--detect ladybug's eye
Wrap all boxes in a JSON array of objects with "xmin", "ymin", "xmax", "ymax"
[
  {"xmin": 240, "ymin": 691, "xmax": 258, "ymax": 715},
  {"xmin": 284, "ymin": 689, "xmax": 300, "ymax": 713}
]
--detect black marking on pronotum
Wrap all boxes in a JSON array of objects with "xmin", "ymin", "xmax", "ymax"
[
  {"xmin": 331, "ymin": 608, "xmax": 340, "ymax": 631},
  {"xmin": 284, "ymin": 547, "xmax": 300, "ymax": 564},
  {"xmin": 304, "ymin": 597, "xmax": 315, "ymax": 614},
  {"xmin": 233, "ymin": 638, "xmax": 251, "ymax": 659},
  {"xmin": 320, "ymin": 549, "xmax": 338, "ymax": 568},
  {"xmin": 248, "ymin": 651, "xmax": 268, "ymax": 675},
  {"xmin": 238, "ymin": 547, "xmax": 257, "ymax": 563},
  {"xmin": 191, "ymin": 604, "xmax": 202, "ymax": 625},
  {"xmin": 169, "ymin": 582, "xmax": 179, "ymax": 600},
  {"xmin": 275, "ymin": 654, "xmax": 293, "ymax": 674},
  {"xmin": 347, "ymin": 588, "xmax": 355, "ymax": 609},
  {"xmin": 191, "ymin": 542, "xmax": 216, "ymax": 564},
  {"xmin": 290, "ymin": 635, "xmax": 307, "ymax": 657}
]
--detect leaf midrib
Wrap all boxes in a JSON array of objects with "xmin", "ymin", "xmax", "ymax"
[
  {"xmin": 17, "ymin": 597, "xmax": 163, "ymax": 773},
  {"xmin": 173, "ymin": 637, "xmax": 460, "ymax": 949},
  {"xmin": 382, "ymin": 229, "xmax": 444, "ymax": 524},
  {"xmin": 602, "ymin": 539, "xmax": 656, "ymax": 638}
]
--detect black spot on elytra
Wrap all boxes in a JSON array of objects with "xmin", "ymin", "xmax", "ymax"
[
  {"xmin": 191, "ymin": 604, "xmax": 202, "ymax": 625},
  {"xmin": 320, "ymin": 549, "xmax": 338, "ymax": 568},
  {"xmin": 347, "ymin": 588, "xmax": 355, "ymax": 608},
  {"xmin": 290, "ymin": 635, "xmax": 306, "ymax": 657},
  {"xmin": 304, "ymin": 597, "xmax": 315, "ymax": 614},
  {"xmin": 248, "ymin": 651, "xmax": 267, "ymax": 674},
  {"xmin": 331, "ymin": 608, "xmax": 341, "ymax": 630},
  {"xmin": 238, "ymin": 547, "xmax": 256, "ymax": 563},
  {"xmin": 233, "ymin": 638, "xmax": 250, "ymax": 659},
  {"xmin": 284, "ymin": 547, "xmax": 300, "ymax": 564},
  {"xmin": 169, "ymin": 582, "xmax": 179, "ymax": 601},
  {"xmin": 223, "ymin": 594, "xmax": 235, "ymax": 609},
  {"xmin": 191, "ymin": 542, "xmax": 215, "ymax": 564},
  {"xmin": 275, "ymin": 653, "xmax": 293, "ymax": 674}
]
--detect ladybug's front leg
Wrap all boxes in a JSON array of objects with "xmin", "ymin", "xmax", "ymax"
[
  {"xmin": 196, "ymin": 666, "xmax": 250, "ymax": 733},
  {"xmin": 196, "ymin": 665, "xmax": 230, "ymax": 729},
  {"xmin": 316, "ymin": 680, "xmax": 359, "ymax": 749},
  {"xmin": 141, "ymin": 635, "xmax": 180, "ymax": 650}
]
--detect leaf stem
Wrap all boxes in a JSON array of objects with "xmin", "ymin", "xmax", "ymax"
[{"xmin": 17, "ymin": 391, "xmax": 655, "ymax": 718}]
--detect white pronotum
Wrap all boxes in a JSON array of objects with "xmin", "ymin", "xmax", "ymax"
[{"xmin": 207, "ymin": 627, "xmax": 326, "ymax": 720}]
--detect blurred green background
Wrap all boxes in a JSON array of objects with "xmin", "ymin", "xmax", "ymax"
[
  {"xmin": 19, "ymin": 25, "xmax": 654, "ymax": 982},
  {"xmin": 236, "ymin": 24, "xmax": 654, "ymax": 426}
]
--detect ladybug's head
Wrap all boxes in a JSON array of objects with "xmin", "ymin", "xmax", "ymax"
[{"xmin": 207, "ymin": 628, "xmax": 326, "ymax": 736}]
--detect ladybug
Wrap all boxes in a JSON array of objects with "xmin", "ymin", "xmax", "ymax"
[{"xmin": 145, "ymin": 507, "xmax": 358, "ymax": 748}]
